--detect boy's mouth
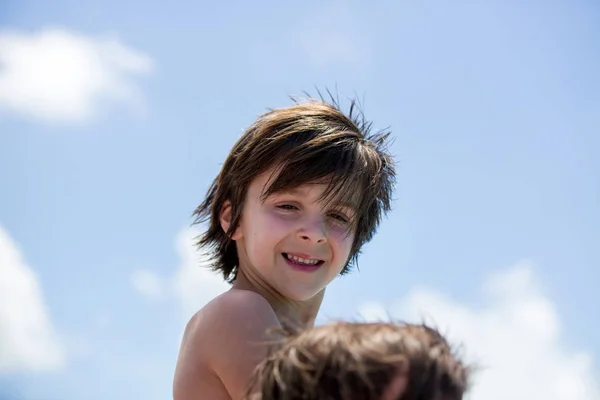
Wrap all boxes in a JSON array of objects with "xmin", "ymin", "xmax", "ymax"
[{"xmin": 282, "ymin": 253, "xmax": 325, "ymax": 267}]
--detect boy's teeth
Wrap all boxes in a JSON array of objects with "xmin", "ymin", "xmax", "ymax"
[{"xmin": 286, "ymin": 253, "xmax": 319, "ymax": 265}]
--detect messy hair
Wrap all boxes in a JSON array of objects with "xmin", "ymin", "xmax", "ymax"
[
  {"xmin": 193, "ymin": 92, "xmax": 396, "ymax": 282},
  {"xmin": 244, "ymin": 322, "xmax": 471, "ymax": 400}
]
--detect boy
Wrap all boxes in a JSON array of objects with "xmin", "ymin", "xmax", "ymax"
[
  {"xmin": 173, "ymin": 95, "xmax": 396, "ymax": 400},
  {"xmin": 244, "ymin": 321, "xmax": 471, "ymax": 400}
]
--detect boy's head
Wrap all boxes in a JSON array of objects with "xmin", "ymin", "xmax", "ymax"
[
  {"xmin": 194, "ymin": 96, "xmax": 395, "ymax": 285},
  {"xmin": 244, "ymin": 321, "xmax": 470, "ymax": 400}
]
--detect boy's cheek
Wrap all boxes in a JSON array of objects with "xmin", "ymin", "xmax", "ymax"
[
  {"xmin": 261, "ymin": 213, "xmax": 296, "ymax": 233},
  {"xmin": 246, "ymin": 217, "xmax": 289, "ymax": 245},
  {"xmin": 330, "ymin": 228, "xmax": 355, "ymax": 247}
]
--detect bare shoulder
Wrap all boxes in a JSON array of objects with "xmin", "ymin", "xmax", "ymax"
[
  {"xmin": 180, "ymin": 289, "xmax": 279, "ymax": 358},
  {"xmin": 200, "ymin": 289, "xmax": 281, "ymax": 365},
  {"xmin": 174, "ymin": 290, "xmax": 280, "ymax": 400},
  {"xmin": 204, "ymin": 288, "xmax": 278, "ymax": 322}
]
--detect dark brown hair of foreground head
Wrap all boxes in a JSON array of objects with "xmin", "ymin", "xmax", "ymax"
[
  {"xmin": 244, "ymin": 321, "xmax": 471, "ymax": 400},
  {"xmin": 193, "ymin": 92, "xmax": 396, "ymax": 283}
]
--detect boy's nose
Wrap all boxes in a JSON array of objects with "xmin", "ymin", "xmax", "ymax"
[{"xmin": 297, "ymin": 220, "xmax": 327, "ymax": 243}]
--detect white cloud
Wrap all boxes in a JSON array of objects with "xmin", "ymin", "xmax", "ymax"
[
  {"xmin": 131, "ymin": 269, "xmax": 164, "ymax": 300},
  {"xmin": 171, "ymin": 227, "xmax": 230, "ymax": 321},
  {"xmin": 129, "ymin": 226, "xmax": 231, "ymax": 322},
  {"xmin": 0, "ymin": 225, "xmax": 65, "ymax": 372},
  {"xmin": 357, "ymin": 261, "xmax": 600, "ymax": 400},
  {"xmin": 0, "ymin": 27, "xmax": 153, "ymax": 123}
]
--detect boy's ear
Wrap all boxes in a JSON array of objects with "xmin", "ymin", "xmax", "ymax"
[{"xmin": 219, "ymin": 200, "xmax": 242, "ymax": 240}]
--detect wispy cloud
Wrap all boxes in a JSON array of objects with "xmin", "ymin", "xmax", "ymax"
[
  {"xmin": 0, "ymin": 27, "xmax": 153, "ymax": 124},
  {"xmin": 358, "ymin": 261, "xmax": 600, "ymax": 400},
  {"xmin": 171, "ymin": 227, "xmax": 231, "ymax": 321},
  {"xmin": 130, "ymin": 269, "xmax": 164, "ymax": 300},
  {"xmin": 129, "ymin": 227, "xmax": 230, "ymax": 322},
  {"xmin": 253, "ymin": 1, "xmax": 371, "ymax": 73},
  {"xmin": 0, "ymin": 225, "xmax": 64, "ymax": 372}
]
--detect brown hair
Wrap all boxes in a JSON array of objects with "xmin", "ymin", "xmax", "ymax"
[
  {"xmin": 193, "ymin": 94, "xmax": 396, "ymax": 282},
  {"xmin": 244, "ymin": 322, "xmax": 471, "ymax": 400}
]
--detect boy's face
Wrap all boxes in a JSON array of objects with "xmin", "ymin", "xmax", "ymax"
[{"xmin": 226, "ymin": 168, "xmax": 356, "ymax": 301}]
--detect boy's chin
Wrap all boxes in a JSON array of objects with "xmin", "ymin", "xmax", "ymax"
[{"xmin": 279, "ymin": 286, "xmax": 326, "ymax": 303}]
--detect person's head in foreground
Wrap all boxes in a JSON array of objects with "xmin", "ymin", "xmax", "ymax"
[
  {"xmin": 194, "ymin": 93, "xmax": 396, "ymax": 302},
  {"xmin": 244, "ymin": 321, "xmax": 471, "ymax": 400}
]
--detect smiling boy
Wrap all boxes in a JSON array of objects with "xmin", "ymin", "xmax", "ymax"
[{"xmin": 173, "ymin": 96, "xmax": 396, "ymax": 400}]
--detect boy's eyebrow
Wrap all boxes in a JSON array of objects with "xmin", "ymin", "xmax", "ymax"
[
  {"xmin": 330, "ymin": 199, "xmax": 358, "ymax": 213},
  {"xmin": 278, "ymin": 187, "xmax": 305, "ymax": 196}
]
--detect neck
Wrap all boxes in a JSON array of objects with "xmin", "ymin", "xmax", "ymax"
[{"xmin": 232, "ymin": 268, "xmax": 324, "ymax": 329}]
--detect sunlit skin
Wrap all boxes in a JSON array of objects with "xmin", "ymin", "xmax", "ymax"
[{"xmin": 222, "ymin": 168, "xmax": 357, "ymax": 327}]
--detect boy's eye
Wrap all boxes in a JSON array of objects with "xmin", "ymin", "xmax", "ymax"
[
  {"xmin": 329, "ymin": 213, "xmax": 349, "ymax": 223},
  {"xmin": 277, "ymin": 204, "xmax": 299, "ymax": 210}
]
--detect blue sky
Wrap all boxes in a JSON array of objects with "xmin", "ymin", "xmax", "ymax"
[{"xmin": 1, "ymin": 1, "xmax": 599, "ymax": 399}]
